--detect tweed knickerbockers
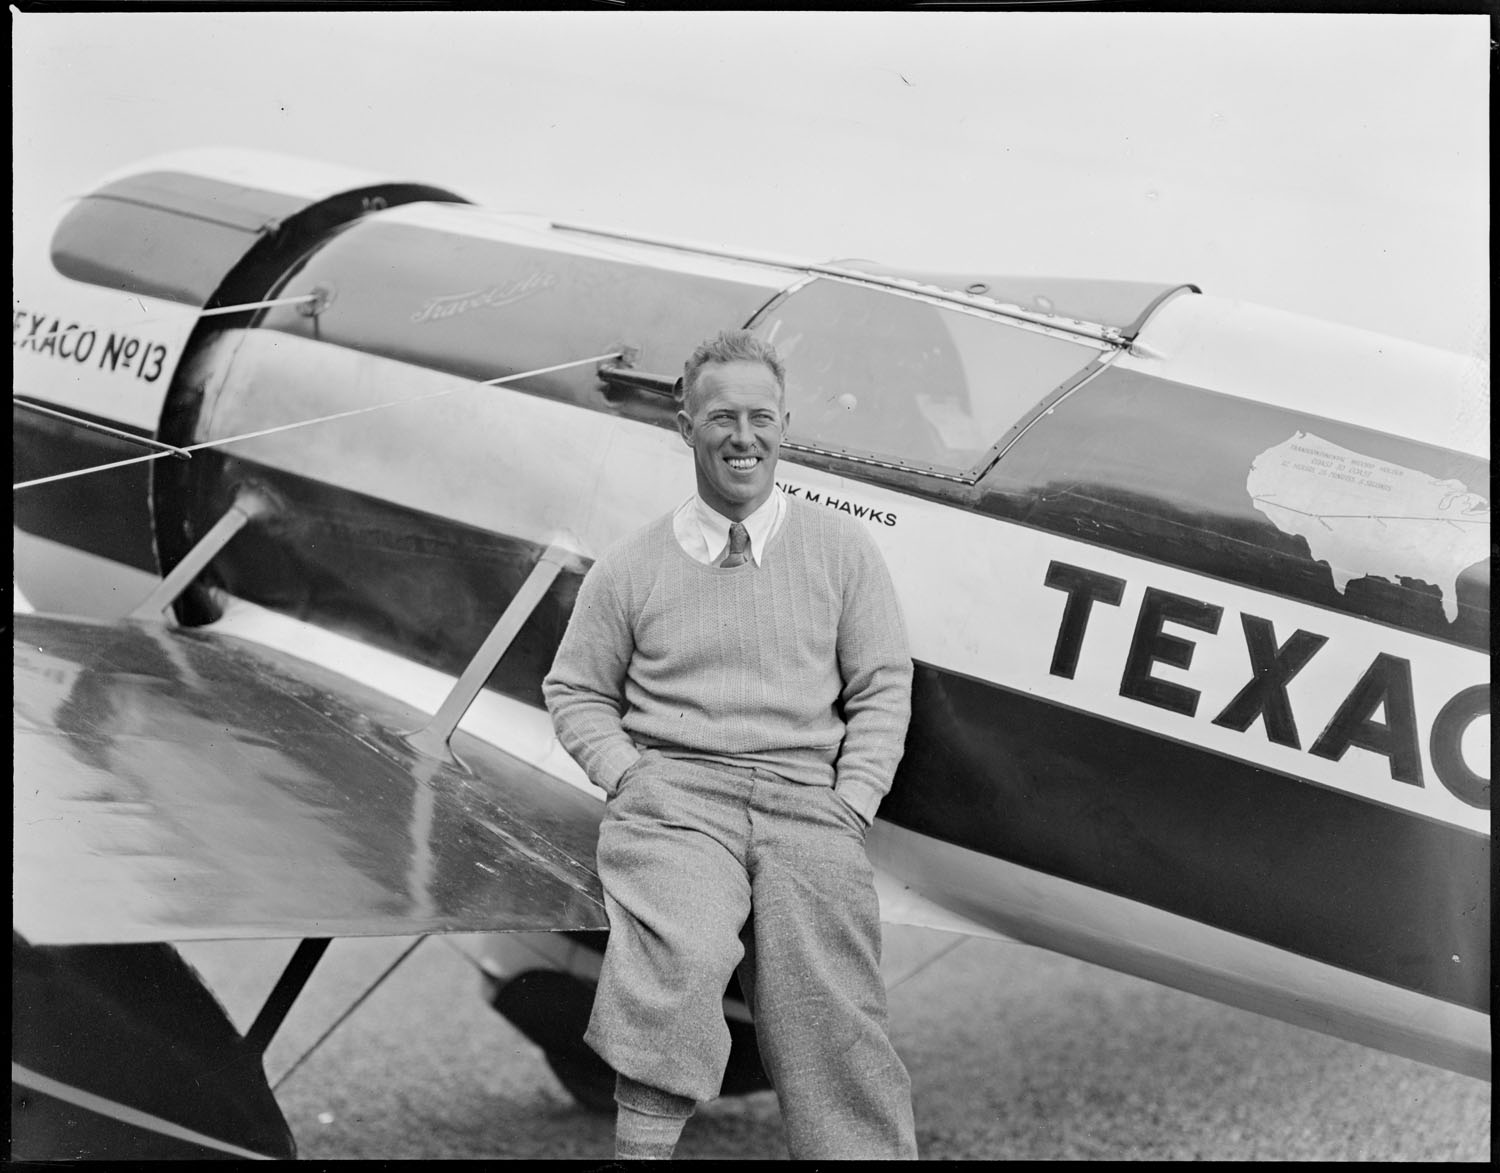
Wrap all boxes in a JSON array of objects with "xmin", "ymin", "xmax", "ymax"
[{"xmin": 584, "ymin": 753, "xmax": 917, "ymax": 1160}]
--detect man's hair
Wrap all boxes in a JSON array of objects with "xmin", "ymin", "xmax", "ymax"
[{"xmin": 680, "ymin": 330, "xmax": 786, "ymax": 411}]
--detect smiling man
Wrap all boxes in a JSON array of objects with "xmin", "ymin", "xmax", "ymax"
[{"xmin": 542, "ymin": 330, "xmax": 917, "ymax": 1160}]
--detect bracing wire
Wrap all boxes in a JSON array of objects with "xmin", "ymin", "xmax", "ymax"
[
  {"xmin": 269, "ymin": 936, "xmax": 429, "ymax": 1093},
  {"xmin": 884, "ymin": 936, "xmax": 971, "ymax": 992},
  {"xmin": 12, "ymin": 398, "xmax": 193, "ymax": 460},
  {"xmin": 13, "ymin": 350, "xmax": 623, "ymax": 491},
  {"xmin": 195, "ymin": 294, "xmax": 321, "ymax": 318},
  {"xmin": 18, "ymin": 293, "xmax": 321, "ymax": 334}
]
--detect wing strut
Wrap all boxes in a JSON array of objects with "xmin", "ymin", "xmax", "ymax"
[
  {"xmin": 404, "ymin": 539, "xmax": 585, "ymax": 761},
  {"xmin": 244, "ymin": 938, "xmax": 331, "ymax": 1056},
  {"xmin": 130, "ymin": 486, "xmax": 277, "ymax": 619}
]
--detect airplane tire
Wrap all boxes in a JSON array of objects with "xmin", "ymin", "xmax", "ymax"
[
  {"xmin": 543, "ymin": 1049, "xmax": 619, "ymax": 1115},
  {"xmin": 486, "ymin": 968, "xmax": 617, "ymax": 1113}
]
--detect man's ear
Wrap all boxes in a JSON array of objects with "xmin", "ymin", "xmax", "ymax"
[{"xmin": 676, "ymin": 409, "xmax": 694, "ymax": 447}]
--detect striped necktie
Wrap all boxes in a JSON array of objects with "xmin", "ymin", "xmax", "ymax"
[{"xmin": 718, "ymin": 522, "xmax": 751, "ymax": 568}]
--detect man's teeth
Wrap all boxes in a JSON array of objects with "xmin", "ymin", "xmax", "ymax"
[{"xmin": 728, "ymin": 457, "xmax": 759, "ymax": 470}]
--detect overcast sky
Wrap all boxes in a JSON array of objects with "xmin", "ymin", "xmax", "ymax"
[{"xmin": 12, "ymin": 10, "xmax": 1489, "ymax": 358}]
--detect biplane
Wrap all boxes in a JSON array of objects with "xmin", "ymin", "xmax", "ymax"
[{"xmin": 12, "ymin": 149, "xmax": 1488, "ymax": 1158}]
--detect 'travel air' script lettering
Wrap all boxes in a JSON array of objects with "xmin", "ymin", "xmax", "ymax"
[{"xmin": 411, "ymin": 273, "xmax": 558, "ymax": 324}]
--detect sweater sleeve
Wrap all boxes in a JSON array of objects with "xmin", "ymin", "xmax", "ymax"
[
  {"xmin": 832, "ymin": 523, "xmax": 913, "ymax": 824},
  {"xmin": 541, "ymin": 555, "xmax": 643, "ymax": 794}
]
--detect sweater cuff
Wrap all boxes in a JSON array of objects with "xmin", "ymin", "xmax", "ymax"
[
  {"xmin": 834, "ymin": 778, "xmax": 884, "ymax": 827},
  {"xmin": 594, "ymin": 743, "xmax": 645, "ymax": 795}
]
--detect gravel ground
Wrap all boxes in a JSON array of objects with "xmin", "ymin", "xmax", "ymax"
[{"xmin": 177, "ymin": 929, "xmax": 1490, "ymax": 1162}]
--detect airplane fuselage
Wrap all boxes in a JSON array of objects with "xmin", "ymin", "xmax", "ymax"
[{"xmin": 13, "ymin": 151, "xmax": 1489, "ymax": 1084}]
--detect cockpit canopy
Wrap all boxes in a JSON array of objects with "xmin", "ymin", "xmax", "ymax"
[{"xmin": 753, "ymin": 276, "xmax": 1111, "ymax": 477}]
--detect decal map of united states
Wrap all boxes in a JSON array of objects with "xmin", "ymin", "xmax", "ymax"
[{"xmin": 1247, "ymin": 432, "xmax": 1489, "ymax": 623}]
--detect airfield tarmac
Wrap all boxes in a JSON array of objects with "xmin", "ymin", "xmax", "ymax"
[{"xmin": 176, "ymin": 927, "xmax": 1489, "ymax": 1162}]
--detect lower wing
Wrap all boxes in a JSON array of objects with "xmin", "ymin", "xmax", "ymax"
[{"xmin": 13, "ymin": 610, "xmax": 606, "ymax": 1160}]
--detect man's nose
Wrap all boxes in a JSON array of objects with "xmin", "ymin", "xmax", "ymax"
[{"xmin": 730, "ymin": 415, "xmax": 756, "ymax": 446}]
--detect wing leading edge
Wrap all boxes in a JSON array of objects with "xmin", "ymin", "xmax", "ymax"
[{"xmin": 13, "ymin": 612, "xmax": 606, "ymax": 946}]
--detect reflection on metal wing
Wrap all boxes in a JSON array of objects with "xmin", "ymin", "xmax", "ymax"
[{"xmin": 13, "ymin": 612, "xmax": 606, "ymax": 946}]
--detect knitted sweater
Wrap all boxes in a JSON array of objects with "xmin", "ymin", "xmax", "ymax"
[{"xmin": 542, "ymin": 498, "xmax": 913, "ymax": 824}]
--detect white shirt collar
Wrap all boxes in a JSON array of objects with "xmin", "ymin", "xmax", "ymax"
[{"xmin": 687, "ymin": 485, "xmax": 785, "ymax": 566}]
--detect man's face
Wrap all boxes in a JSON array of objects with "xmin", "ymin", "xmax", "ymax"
[{"xmin": 676, "ymin": 359, "xmax": 789, "ymax": 521}]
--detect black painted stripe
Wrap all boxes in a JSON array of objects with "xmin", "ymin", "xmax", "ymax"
[
  {"xmin": 12, "ymin": 403, "xmax": 159, "ymax": 573},
  {"xmin": 977, "ymin": 368, "xmax": 1489, "ymax": 652},
  {"xmin": 886, "ymin": 663, "xmax": 1487, "ymax": 1014},
  {"xmin": 177, "ymin": 457, "xmax": 1486, "ymax": 1014}
]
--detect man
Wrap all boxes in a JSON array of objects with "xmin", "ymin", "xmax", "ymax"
[{"xmin": 542, "ymin": 329, "xmax": 916, "ymax": 1160}]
